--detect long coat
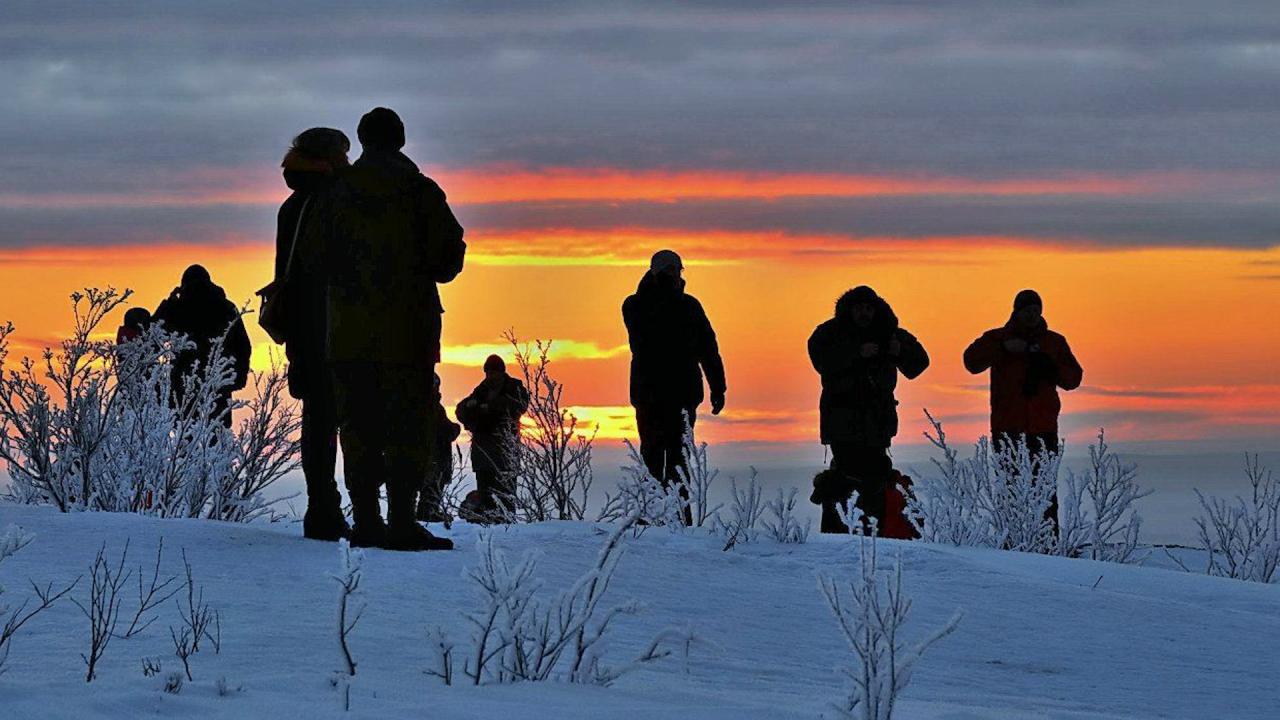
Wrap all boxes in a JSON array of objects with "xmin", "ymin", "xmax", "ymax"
[
  {"xmin": 275, "ymin": 166, "xmax": 335, "ymax": 401},
  {"xmin": 622, "ymin": 273, "xmax": 726, "ymax": 411},
  {"xmin": 963, "ymin": 317, "xmax": 1082, "ymax": 436},
  {"xmin": 807, "ymin": 289, "xmax": 929, "ymax": 447},
  {"xmin": 306, "ymin": 149, "xmax": 465, "ymax": 366},
  {"xmin": 456, "ymin": 375, "xmax": 531, "ymax": 475}
]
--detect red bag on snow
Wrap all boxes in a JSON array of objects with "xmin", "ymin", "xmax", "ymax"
[{"xmin": 879, "ymin": 470, "xmax": 920, "ymax": 540}]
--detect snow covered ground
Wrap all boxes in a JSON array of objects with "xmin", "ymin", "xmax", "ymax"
[{"xmin": 1, "ymin": 504, "xmax": 1278, "ymax": 719}]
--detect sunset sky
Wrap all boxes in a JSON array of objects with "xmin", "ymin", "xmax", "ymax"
[{"xmin": 2, "ymin": 2, "xmax": 1278, "ymax": 452}]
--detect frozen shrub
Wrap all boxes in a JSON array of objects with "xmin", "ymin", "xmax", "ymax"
[
  {"xmin": 819, "ymin": 531, "xmax": 961, "ymax": 719},
  {"xmin": 505, "ymin": 332, "xmax": 595, "ymax": 521},
  {"xmin": 1056, "ymin": 431, "xmax": 1150, "ymax": 563},
  {"xmin": 715, "ymin": 470, "xmax": 764, "ymax": 548},
  {"xmin": 675, "ymin": 412, "xmax": 722, "ymax": 527},
  {"xmin": 763, "ymin": 487, "xmax": 811, "ymax": 544},
  {"xmin": 0, "ymin": 288, "xmax": 299, "ymax": 522},
  {"xmin": 907, "ymin": 411, "xmax": 1058, "ymax": 553},
  {"xmin": 1189, "ymin": 456, "xmax": 1279, "ymax": 584},
  {"xmin": 0, "ymin": 526, "xmax": 78, "ymax": 674},
  {"xmin": 597, "ymin": 440, "xmax": 685, "ymax": 529},
  {"xmin": 438, "ymin": 511, "xmax": 694, "ymax": 687}
]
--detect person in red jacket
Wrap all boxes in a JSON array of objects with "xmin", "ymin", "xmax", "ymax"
[{"xmin": 964, "ymin": 289, "xmax": 1083, "ymax": 531}]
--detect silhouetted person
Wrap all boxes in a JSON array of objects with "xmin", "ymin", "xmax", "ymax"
[
  {"xmin": 313, "ymin": 107, "xmax": 465, "ymax": 551},
  {"xmin": 808, "ymin": 286, "xmax": 928, "ymax": 533},
  {"xmin": 456, "ymin": 355, "xmax": 530, "ymax": 523},
  {"xmin": 964, "ymin": 289, "xmax": 1082, "ymax": 533},
  {"xmin": 623, "ymin": 249, "xmax": 726, "ymax": 524},
  {"xmin": 153, "ymin": 264, "xmax": 251, "ymax": 427},
  {"xmin": 273, "ymin": 127, "xmax": 351, "ymax": 542},
  {"xmin": 416, "ymin": 373, "xmax": 461, "ymax": 523},
  {"xmin": 115, "ymin": 307, "xmax": 151, "ymax": 345}
]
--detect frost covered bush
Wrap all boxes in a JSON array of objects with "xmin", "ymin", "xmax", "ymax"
[
  {"xmin": 906, "ymin": 412, "xmax": 1058, "ymax": 553},
  {"xmin": 597, "ymin": 441, "xmax": 685, "ymax": 528},
  {"xmin": 505, "ymin": 333, "xmax": 595, "ymax": 522},
  {"xmin": 763, "ymin": 487, "xmax": 812, "ymax": 544},
  {"xmin": 1188, "ymin": 456, "xmax": 1279, "ymax": 584},
  {"xmin": 675, "ymin": 413, "xmax": 722, "ymax": 527},
  {"xmin": 431, "ymin": 511, "xmax": 694, "ymax": 686},
  {"xmin": 714, "ymin": 471, "xmax": 765, "ymax": 548},
  {"xmin": 0, "ymin": 288, "xmax": 299, "ymax": 522},
  {"xmin": 909, "ymin": 413, "xmax": 1150, "ymax": 561},
  {"xmin": 819, "ymin": 531, "xmax": 961, "ymax": 719},
  {"xmin": 0, "ymin": 526, "xmax": 77, "ymax": 674},
  {"xmin": 1057, "ymin": 432, "xmax": 1150, "ymax": 563}
]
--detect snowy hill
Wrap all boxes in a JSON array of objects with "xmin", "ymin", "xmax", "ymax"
[{"xmin": 1, "ymin": 505, "xmax": 1277, "ymax": 719}]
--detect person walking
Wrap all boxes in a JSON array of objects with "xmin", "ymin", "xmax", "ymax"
[{"xmin": 622, "ymin": 250, "xmax": 726, "ymax": 525}]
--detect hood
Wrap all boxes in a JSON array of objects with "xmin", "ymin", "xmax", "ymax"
[{"xmin": 833, "ymin": 286, "xmax": 898, "ymax": 333}]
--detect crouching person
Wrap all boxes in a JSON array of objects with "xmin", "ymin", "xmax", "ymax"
[
  {"xmin": 456, "ymin": 355, "xmax": 530, "ymax": 523},
  {"xmin": 808, "ymin": 286, "xmax": 928, "ymax": 533}
]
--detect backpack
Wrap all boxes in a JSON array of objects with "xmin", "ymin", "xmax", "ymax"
[{"xmin": 879, "ymin": 470, "xmax": 920, "ymax": 540}]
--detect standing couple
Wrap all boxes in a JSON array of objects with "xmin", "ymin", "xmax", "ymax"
[{"xmin": 271, "ymin": 108, "xmax": 465, "ymax": 551}]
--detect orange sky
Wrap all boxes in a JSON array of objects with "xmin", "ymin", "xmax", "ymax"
[{"xmin": 3, "ymin": 199, "xmax": 1277, "ymax": 448}]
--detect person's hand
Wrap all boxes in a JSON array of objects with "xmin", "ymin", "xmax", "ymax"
[
  {"xmin": 710, "ymin": 391, "xmax": 726, "ymax": 415},
  {"xmin": 860, "ymin": 342, "xmax": 880, "ymax": 358},
  {"xmin": 1003, "ymin": 337, "xmax": 1028, "ymax": 353},
  {"xmin": 888, "ymin": 337, "xmax": 902, "ymax": 357}
]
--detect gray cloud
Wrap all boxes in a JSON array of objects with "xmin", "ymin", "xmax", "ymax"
[{"xmin": 1, "ymin": 1, "xmax": 1279, "ymax": 249}]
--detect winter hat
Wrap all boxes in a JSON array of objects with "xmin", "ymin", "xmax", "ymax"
[
  {"xmin": 649, "ymin": 249, "xmax": 683, "ymax": 275},
  {"xmin": 1013, "ymin": 289, "xmax": 1043, "ymax": 312},
  {"xmin": 357, "ymin": 107, "xmax": 405, "ymax": 150},
  {"xmin": 483, "ymin": 354, "xmax": 506, "ymax": 374},
  {"xmin": 292, "ymin": 127, "xmax": 350, "ymax": 161}
]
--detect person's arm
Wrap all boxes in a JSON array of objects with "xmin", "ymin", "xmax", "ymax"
[
  {"xmin": 227, "ymin": 313, "xmax": 252, "ymax": 391},
  {"xmin": 274, "ymin": 199, "xmax": 293, "ymax": 281},
  {"xmin": 963, "ymin": 329, "xmax": 1003, "ymax": 374},
  {"xmin": 420, "ymin": 178, "xmax": 466, "ymax": 284},
  {"xmin": 892, "ymin": 328, "xmax": 930, "ymax": 380},
  {"xmin": 509, "ymin": 380, "xmax": 531, "ymax": 416},
  {"xmin": 622, "ymin": 295, "xmax": 645, "ymax": 353},
  {"xmin": 692, "ymin": 299, "xmax": 727, "ymax": 409},
  {"xmin": 807, "ymin": 322, "xmax": 855, "ymax": 377},
  {"xmin": 1049, "ymin": 335, "xmax": 1083, "ymax": 391}
]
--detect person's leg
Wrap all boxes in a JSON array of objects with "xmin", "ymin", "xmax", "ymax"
[
  {"xmin": 332, "ymin": 362, "xmax": 387, "ymax": 547},
  {"xmin": 661, "ymin": 407, "xmax": 695, "ymax": 525},
  {"xmin": 634, "ymin": 405, "xmax": 666, "ymax": 482},
  {"xmin": 382, "ymin": 366, "xmax": 451, "ymax": 550},
  {"xmin": 821, "ymin": 442, "xmax": 855, "ymax": 534},
  {"xmin": 848, "ymin": 446, "xmax": 891, "ymax": 531},
  {"xmin": 301, "ymin": 390, "xmax": 347, "ymax": 539}
]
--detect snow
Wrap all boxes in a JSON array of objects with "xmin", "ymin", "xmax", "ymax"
[{"xmin": 1, "ymin": 504, "xmax": 1278, "ymax": 719}]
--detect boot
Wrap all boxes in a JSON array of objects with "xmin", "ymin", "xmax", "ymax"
[
  {"xmin": 347, "ymin": 483, "xmax": 386, "ymax": 549},
  {"xmin": 303, "ymin": 485, "xmax": 350, "ymax": 541},
  {"xmin": 303, "ymin": 507, "xmax": 351, "ymax": 542},
  {"xmin": 385, "ymin": 480, "xmax": 453, "ymax": 551},
  {"xmin": 384, "ymin": 522, "xmax": 454, "ymax": 551}
]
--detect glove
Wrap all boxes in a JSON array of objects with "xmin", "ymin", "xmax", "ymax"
[{"xmin": 710, "ymin": 391, "xmax": 726, "ymax": 415}]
